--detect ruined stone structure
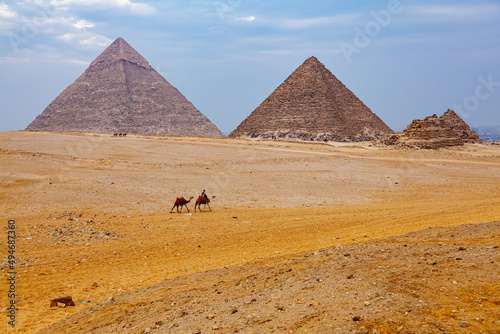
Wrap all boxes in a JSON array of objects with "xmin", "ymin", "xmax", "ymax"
[
  {"xmin": 229, "ymin": 56, "xmax": 393, "ymax": 141},
  {"xmin": 26, "ymin": 38, "xmax": 224, "ymax": 137},
  {"xmin": 379, "ymin": 109, "xmax": 481, "ymax": 149}
]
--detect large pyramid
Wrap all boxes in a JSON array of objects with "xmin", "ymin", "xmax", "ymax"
[
  {"xmin": 26, "ymin": 37, "xmax": 224, "ymax": 137},
  {"xmin": 229, "ymin": 56, "xmax": 393, "ymax": 141}
]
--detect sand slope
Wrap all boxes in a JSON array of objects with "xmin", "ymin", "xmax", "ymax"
[{"xmin": 38, "ymin": 221, "xmax": 500, "ymax": 333}]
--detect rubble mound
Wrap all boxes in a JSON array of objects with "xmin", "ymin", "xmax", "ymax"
[
  {"xmin": 26, "ymin": 38, "xmax": 224, "ymax": 137},
  {"xmin": 229, "ymin": 56, "xmax": 393, "ymax": 142},
  {"xmin": 378, "ymin": 110, "xmax": 481, "ymax": 149}
]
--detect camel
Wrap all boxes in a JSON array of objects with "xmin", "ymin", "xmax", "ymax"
[
  {"xmin": 194, "ymin": 196, "xmax": 211, "ymax": 212},
  {"xmin": 170, "ymin": 196, "xmax": 194, "ymax": 213}
]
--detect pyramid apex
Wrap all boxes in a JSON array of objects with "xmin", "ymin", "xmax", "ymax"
[
  {"xmin": 90, "ymin": 37, "xmax": 150, "ymax": 69},
  {"xmin": 442, "ymin": 108, "xmax": 458, "ymax": 117},
  {"xmin": 306, "ymin": 56, "xmax": 319, "ymax": 61},
  {"xmin": 303, "ymin": 56, "xmax": 323, "ymax": 65}
]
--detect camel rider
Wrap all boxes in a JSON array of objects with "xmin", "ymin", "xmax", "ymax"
[{"xmin": 200, "ymin": 189, "xmax": 207, "ymax": 199}]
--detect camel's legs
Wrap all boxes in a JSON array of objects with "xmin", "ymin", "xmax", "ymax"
[
  {"xmin": 206, "ymin": 203, "xmax": 211, "ymax": 212},
  {"xmin": 170, "ymin": 204, "xmax": 177, "ymax": 213}
]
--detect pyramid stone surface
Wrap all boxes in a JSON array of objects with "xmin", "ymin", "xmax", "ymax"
[
  {"xmin": 26, "ymin": 38, "xmax": 224, "ymax": 137},
  {"xmin": 229, "ymin": 57, "xmax": 393, "ymax": 141},
  {"xmin": 439, "ymin": 109, "xmax": 482, "ymax": 143}
]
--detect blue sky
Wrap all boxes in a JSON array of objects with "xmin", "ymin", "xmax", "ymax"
[{"xmin": 1, "ymin": 0, "xmax": 499, "ymax": 134}]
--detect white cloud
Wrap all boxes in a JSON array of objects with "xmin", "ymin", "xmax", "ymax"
[
  {"xmin": 257, "ymin": 50, "xmax": 291, "ymax": 56},
  {"xmin": 0, "ymin": 56, "xmax": 31, "ymax": 63},
  {"xmin": 0, "ymin": 3, "xmax": 17, "ymax": 19},
  {"xmin": 73, "ymin": 19, "xmax": 95, "ymax": 29},
  {"xmin": 57, "ymin": 33, "xmax": 75, "ymax": 41},
  {"xmin": 408, "ymin": 4, "xmax": 500, "ymax": 22},
  {"xmin": 79, "ymin": 35, "xmax": 112, "ymax": 48},
  {"xmin": 50, "ymin": 0, "xmax": 155, "ymax": 15},
  {"xmin": 63, "ymin": 58, "xmax": 90, "ymax": 66},
  {"xmin": 0, "ymin": 53, "xmax": 89, "ymax": 67},
  {"xmin": 57, "ymin": 32, "xmax": 112, "ymax": 48},
  {"xmin": 235, "ymin": 15, "xmax": 255, "ymax": 22},
  {"xmin": 260, "ymin": 13, "xmax": 362, "ymax": 30},
  {"xmin": 128, "ymin": 2, "xmax": 155, "ymax": 15}
]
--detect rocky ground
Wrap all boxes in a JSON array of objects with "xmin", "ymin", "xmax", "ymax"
[
  {"xmin": 38, "ymin": 221, "xmax": 500, "ymax": 334},
  {"xmin": 0, "ymin": 131, "xmax": 499, "ymax": 333}
]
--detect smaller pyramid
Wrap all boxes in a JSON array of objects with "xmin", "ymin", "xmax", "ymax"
[
  {"xmin": 439, "ymin": 109, "xmax": 482, "ymax": 143},
  {"xmin": 26, "ymin": 38, "xmax": 224, "ymax": 137},
  {"xmin": 401, "ymin": 114, "xmax": 464, "ymax": 149},
  {"xmin": 378, "ymin": 109, "xmax": 481, "ymax": 149},
  {"xmin": 229, "ymin": 56, "xmax": 393, "ymax": 141}
]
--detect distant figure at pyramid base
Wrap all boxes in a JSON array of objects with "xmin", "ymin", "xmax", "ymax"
[
  {"xmin": 26, "ymin": 37, "xmax": 224, "ymax": 138},
  {"xmin": 229, "ymin": 56, "xmax": 393, "ymax": 142}
]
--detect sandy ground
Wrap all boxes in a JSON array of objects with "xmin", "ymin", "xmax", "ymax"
[{"xmin": 0, "ymin": 131, "xmax": 499, "ymax": 333}]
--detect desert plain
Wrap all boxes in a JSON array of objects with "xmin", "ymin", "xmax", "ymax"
[{"xmin": 0, "ymin": 131, "xmax": 499, "ymax": 333}]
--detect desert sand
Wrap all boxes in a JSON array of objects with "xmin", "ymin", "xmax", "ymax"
[{"xmin": 0, "ymin": 131, "xmax": 499, "ymax": 333}]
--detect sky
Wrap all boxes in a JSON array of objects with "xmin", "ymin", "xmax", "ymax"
[{"xmin": 0, "ymin": 0, "xmax": 499, "ymax": 135}]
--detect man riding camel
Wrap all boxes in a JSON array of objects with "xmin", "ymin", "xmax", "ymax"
[
  {"xmin": 200, "ymin": 189, "xmax": 208, "ymax": 200},
  {"xmin": 195, "ymin": 189, "xmax": 211, "ymax": 212}
]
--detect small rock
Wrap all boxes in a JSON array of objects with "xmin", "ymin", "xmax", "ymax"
[
  {"xmin": 276, "ymin": 305, "xmax": 285, "ymax": 311},
  {"xmin": 353, "ymin": 315, "xmax": 361, "ymax": 321},
  {"xmin": 50, "ymin": 295, "xmax": 75, "ymax": 307},
  {"xmin": 91, "ymin": 282, "xmax": 98, "ymax": 288},
  {"xmin": 458, "ymin": 247, "xmax": 467, "ymax": 251},
  {"xmin": 346, "ymin": 274, "xmax": 354, "ymax": 279},
  {"xmin": 459, "ymin": 321, "xmax": 467, "ymax": 328}
]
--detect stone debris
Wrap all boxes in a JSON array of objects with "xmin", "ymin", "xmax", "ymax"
[
  {"xmin": 23, "ymin": 212, "xmax": 122, "ymax": 247},
  {"xmin": 50, "ymin": 295, "xmax": 75, "ymax": 308}
]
